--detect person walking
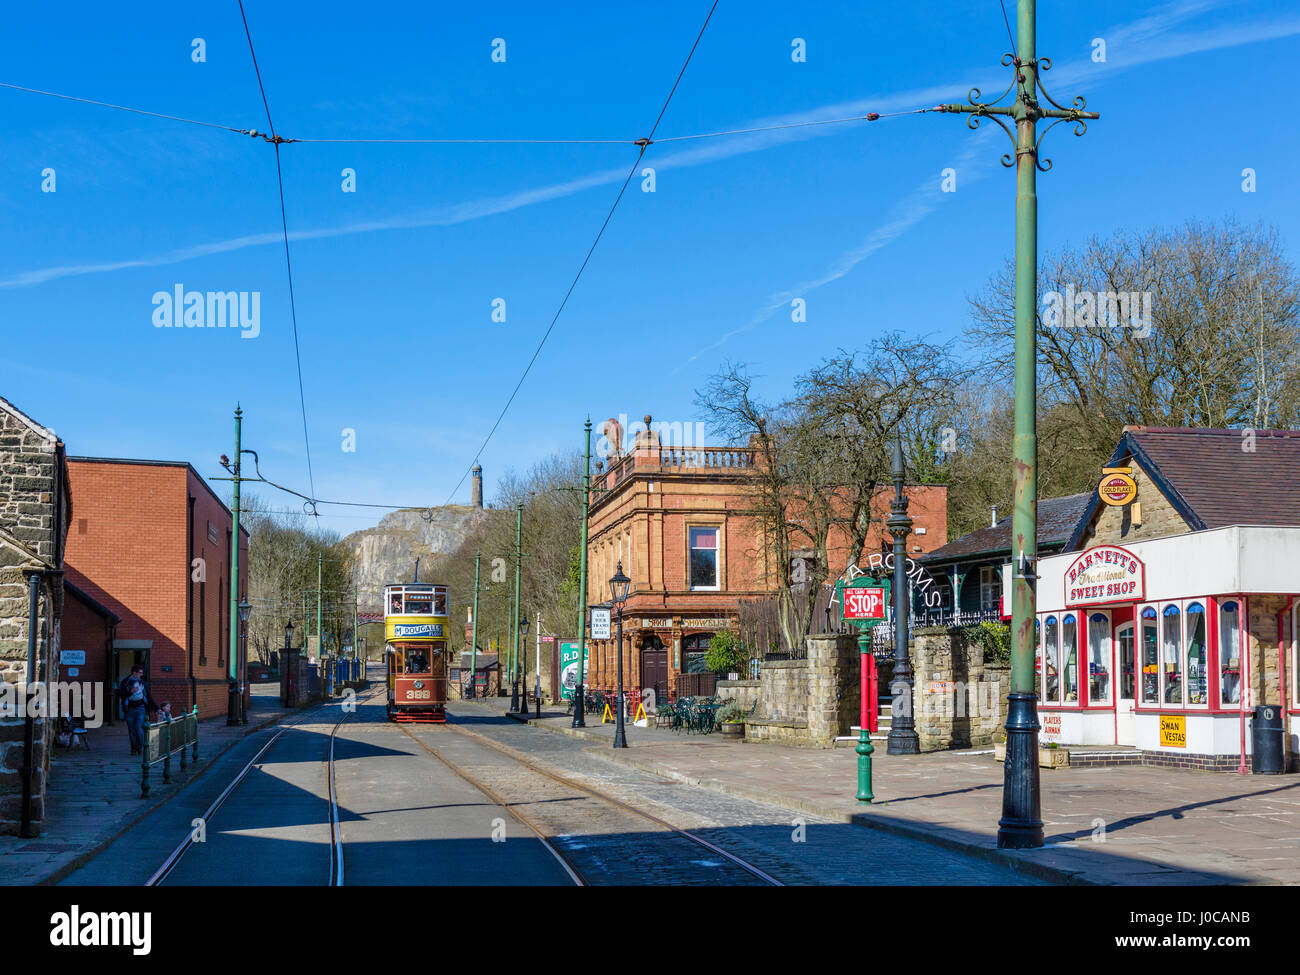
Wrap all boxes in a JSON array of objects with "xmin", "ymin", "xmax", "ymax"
[{"xmin": 118, "ymin": 664, "xmax": 158, "ymax": 756}]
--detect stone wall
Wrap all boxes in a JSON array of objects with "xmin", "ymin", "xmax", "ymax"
[
  {"xmin": 745, "ymin": 633, "xmax": 859, "ymax": 747},
  {"xmin": 0, "ymin": 399, "xmax": 67, "ymax": 836},
  {"xmin": 716, "ymin": 678, "xmax": 759, "ymax": 712},
  {"xmin": 911, "ymin": 627, "xmax": 1009, "ymax": 751}
]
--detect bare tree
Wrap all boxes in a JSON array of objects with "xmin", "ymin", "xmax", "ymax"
[{"xmin": 697, "ymin": 334, "xmax": 967, "ymax": 649}]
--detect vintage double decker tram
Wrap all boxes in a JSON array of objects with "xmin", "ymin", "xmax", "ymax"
[{"xmin": 384, "ymin": 582, "xmax": 449, "ymax": 723}]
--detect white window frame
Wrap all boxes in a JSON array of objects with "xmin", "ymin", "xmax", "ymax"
[
  {"xmin": 1114, "ymin": 621, "xmax": 1135, "ymax": 704},
  {"xmin": 979, "ymin": 566, "xmax": 1001, "ymax": 613},
  {"xmin": 1138, "ymin": 604, "xmax": 1160, "ymax": 707},
  {"xmin": 1218, "ymin": 598, "xmax": 1244, "ymax": 709},
  {"xmin": 688, "ymin": 526, "xmax": 720, "ymax": 592},
  {"xmin": 1183, "ymin": 600, "xmax": 1210, "ymax": 709},
  {"xmin": 1086, "ymin": 611, "xmax": 1112, "ymax": 706}
]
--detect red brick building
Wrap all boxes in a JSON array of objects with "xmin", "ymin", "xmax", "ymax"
[
  {"xmin": 63, "ymin": 458, "xmax": 249, "ymax": 720},
  {"xmin": 585, "ymin": 416, "xmax": 947, "ymax": 698}
]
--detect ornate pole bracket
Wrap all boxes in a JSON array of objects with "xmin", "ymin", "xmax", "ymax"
[{"xmin": 935, "ymin": 53, "xmax": 1099, "ymax": 170}]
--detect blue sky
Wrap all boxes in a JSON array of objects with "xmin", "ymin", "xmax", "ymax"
[{"xmin": 2, "ymin": 0, "xmax": 1297, "ymax": 534}]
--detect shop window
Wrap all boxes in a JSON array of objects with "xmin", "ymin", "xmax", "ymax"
[
  {"xmin": 1043, "ymin": 615, "xmax": 1060, "ymax": 704},
  {"xmin": 1185, "ymin": 602, "xmax": 1207, "ymax": 705},
  {"xmin": 689, "ymin": 527, "xmax": 719, "ymax": 590},
  {"xmin": 1219, "ymin": 600, "xmax": 1241, "ymax": 706},
  {"xmin": 1088, "ymin": 612, "xmax": 1111, "ymax": 705},
  {"xmin": 1062, "ymin": 614, "xmax": 1079, "ymax": 703},
  {"xmin": 1033, "ymin": 617, "xmax": 1041, "ymax": 690},
  {"xmin": 1161, "ymin": 604, "xmax": 1182, "ymax": 705},
  {"xmin": 1140, "ymin": 607, "xmax": 1159, "ymax": 705},
  {"xmin": 682, "ymin": 632, "xmax": 714, "ymax": 672},
  {"xmin": 1116, "ymin": 622, "xmax": 1135, "ymax": 701}
]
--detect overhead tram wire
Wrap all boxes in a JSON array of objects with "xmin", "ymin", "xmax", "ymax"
[
  {"xmin": 237, "ymin": 0, "xmax": 318, "ymax": 511},
  {"xmin": 1, "ymin": 80, "xmax": 930, "ymax": 148},
  {"xmin": 438, "ymin": 0, "xmax": 722, "ymax": 510}
]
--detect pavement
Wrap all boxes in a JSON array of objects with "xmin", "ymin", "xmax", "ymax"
[
  {"xmin": 0, "ymin": 682, "xmax": 297, "ymax": 885},
  {"xmin": 475, "ymin": 698, "xmax": 1300, "ymax": 885}
]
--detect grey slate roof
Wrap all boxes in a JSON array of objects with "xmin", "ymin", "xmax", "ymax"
[{"xmin": 921, "ymin": 493, "xmax": 1093, "ymax": 565}]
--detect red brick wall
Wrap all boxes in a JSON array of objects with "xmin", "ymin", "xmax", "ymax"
[
  {"xmin": 63, "ymin": 460, "xmax": 248, "ymax": 720},
  {"xmin": 60, "ymin": 594, "xmax": 112, "ymax": 689}
]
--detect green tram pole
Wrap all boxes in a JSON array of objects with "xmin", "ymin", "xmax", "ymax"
[
  {"xmin": 227, "ymin": 406, "xmax": 243, "ymax": 726},
  {"xmin": 937, "ymin": 0, "xmax": 1098, "ymax": 849},
  {"xmin": 509, "ymin": 502, "xmax": 523, "ymax": 712},
  {"xmin": 469, "ymin": 552, "xmax": 481, "ymax": 698},
  {"xmin": 572, "ymin": 419, "xmax": 592, "ymax": 728}
]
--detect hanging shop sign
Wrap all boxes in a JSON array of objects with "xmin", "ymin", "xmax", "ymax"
[
  {"xmin": 1064, "ymin": 544, "xmax": 1145, "ymax": 607},
  {"xmin": 1097, "ymin": 466, "xmax": 1138, "ymax": 507},
  {"xmin": 590, "ymin": 607, "xmax": 611, "ymax": 640}
]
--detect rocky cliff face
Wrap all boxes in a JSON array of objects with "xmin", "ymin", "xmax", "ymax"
[{"xmin": 344, "ymin": 506, "xmax": 488, "ymax": 609}]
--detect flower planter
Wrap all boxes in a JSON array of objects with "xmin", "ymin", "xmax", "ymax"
[
  {"xmin": 720, "ymin": 722, "xmax": 745, "ymax": 738},
  {"xmin": 993, "ymin": 741, "xmax": 1070, "ymax": 768}
]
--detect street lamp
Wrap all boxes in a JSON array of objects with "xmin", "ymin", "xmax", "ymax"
[
  {"xmin": 517, "ymin": 615, "xmax": 530, "ymax": 714},
  {"xmin": 885, "ymin": 439, "xmax": 918, "ymax": 755},
  {"xmin": 230, "ymin": 597, "xmax": 251, "ymax": 726},
  {"xmin": 609, "ymin": 561, "xmax": 631, "ymax": 748},
  {"xmin": 282, "ymin": 620, "xmax": 294, "ymax": 707}
]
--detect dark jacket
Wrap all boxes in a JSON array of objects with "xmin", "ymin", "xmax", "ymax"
[{"xmin": 118, "ymin": 675, "xmax": 159, "ymax": 712}]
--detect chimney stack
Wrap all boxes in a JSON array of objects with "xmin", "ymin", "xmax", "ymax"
[
  {"xmin": 991, "ymin": 505, "xmax": 998, "ymax": 528},
  {"xmin": 471, "ymin": 463, "xmax": 483, "ymax": 508}
]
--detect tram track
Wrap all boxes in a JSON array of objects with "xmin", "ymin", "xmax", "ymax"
[
  {"xmin": 146, "ymin": 686, "xmax": 377, "ymax": 887},
  {"xmin": 399, "ymin": 722, "xmax": 784, "ymax": 886}
]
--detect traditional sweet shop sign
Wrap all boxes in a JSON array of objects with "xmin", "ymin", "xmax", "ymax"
[{"xmin": 1064, "ymin": 544, "xmax": 1145, "ymax": 607}]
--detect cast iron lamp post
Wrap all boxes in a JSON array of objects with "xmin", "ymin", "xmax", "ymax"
[
  {"xmin": 610, "ymin": 561, "xmax": 631, "ymax": 748},
  {"xmin": 885, "ymin": 439, "xmax": 919, "ymax": 755},
  {"xmin": 517, "ymin": 615, "xmax": 530, "ymax": 714},
  {"xmin": 281, "ymin": 620, "xmax": 294, "ymax": 706}
]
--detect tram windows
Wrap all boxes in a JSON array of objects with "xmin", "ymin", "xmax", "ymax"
[
  {"xmin": 433, "ymin": 590, "xmax": 447, "ymax": 615},
  {"xmin": 389, "ymin": 593, "xmax": 403, "ymax": 614},
  {"xmin": 407, "ymin": 651, "xmax": 429, "ymax": 673}
]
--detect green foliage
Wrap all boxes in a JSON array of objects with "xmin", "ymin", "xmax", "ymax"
[
  {"xmin": 704, "ymin": 630, "xmax": 747, "ymax": 674},
  {"xmin": 715, "ymin": 701, "xmax": 750, "ymax": 725},
  {"xmin": 963, "ymin": 621, "xmax": 1011, "ymax": 663}
]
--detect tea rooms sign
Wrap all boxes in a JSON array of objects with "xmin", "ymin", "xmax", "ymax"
[{"xmin": 1064, "ymin": 544, "xmax": 1145, "ymax": 607}]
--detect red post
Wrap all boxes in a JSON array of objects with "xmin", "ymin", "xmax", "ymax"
[{"xmin": 860, "ymin": 649, "xmax": 879, "ymax": 735}]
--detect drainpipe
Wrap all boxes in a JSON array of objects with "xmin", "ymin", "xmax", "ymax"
[{"xmin": 20, "ymin": 569, "xmax": 42, "ymax": 838}]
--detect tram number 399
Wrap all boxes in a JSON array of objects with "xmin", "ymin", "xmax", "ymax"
[{"xmin": 405, "ymin": 689, "xmax": 432, "ymax": 700}]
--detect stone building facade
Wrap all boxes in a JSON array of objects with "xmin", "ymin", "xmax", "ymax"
[
  {"xmin": 0, "ymin": 396, "xmax": 70, "ymax": 836},
  {"xmin": 585, "ymin": 414, "xmax": 947, "ymax": 700}
]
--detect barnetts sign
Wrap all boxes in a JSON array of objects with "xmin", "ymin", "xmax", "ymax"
[{"xmin": 1064, "ymin": 544, "xmax": 1145, "ymax": 607}]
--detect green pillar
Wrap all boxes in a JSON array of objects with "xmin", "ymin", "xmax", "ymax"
[
  {"xmin": 510, "ymin": 502, "xmax": 523, "ymax": 710},
  {"xmin": 228, "ymin": 406, "xmax": 241, "ymax": 683},
  {"xmin": 573, "ymin": 419, "xmax": 592, "ymax": 726},
  {"xmin": 316, "ymin": 552, "xmax": 323, "ymax": 659},
  {"xmin": 470, "ymin": 552, "xmax": 481, "ymax": 696}
]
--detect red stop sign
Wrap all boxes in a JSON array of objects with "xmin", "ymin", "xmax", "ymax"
[{"xmin": 843, "ymin": 587, "xmax": 886, "ymax": 620}]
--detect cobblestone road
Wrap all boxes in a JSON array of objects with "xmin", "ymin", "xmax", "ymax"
[{"xmin": 445, "ymin": 703, "xmax": 1042, "ymax": 885}]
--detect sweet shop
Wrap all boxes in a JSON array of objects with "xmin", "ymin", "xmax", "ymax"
[{"xmin": 1012, "ymin": 427, "xmax": 1300, "ymax": 770}]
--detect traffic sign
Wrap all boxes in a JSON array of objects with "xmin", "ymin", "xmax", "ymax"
[
  {"xmin": 591, "ymin": 607, "xmax": 611, "ymax": 639},
  {"xmin": 842, "ymin": 586, "xmax": 886, "ymax": 620}
]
